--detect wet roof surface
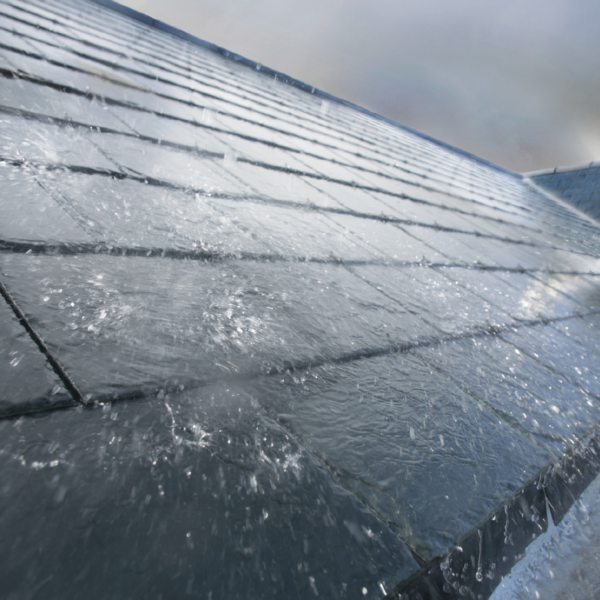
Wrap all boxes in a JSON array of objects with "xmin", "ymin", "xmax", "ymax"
[
  {"xmin": 1, "ymin": 1, "xmax": 600, "ymax": 598},
  {"xmin": 531, "ymin": 165, "xmax": 600, "ymax": 222}
]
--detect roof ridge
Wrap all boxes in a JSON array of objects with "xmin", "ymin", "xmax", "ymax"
[
  {"xmin": 85, "ymin": 0, "xmax": 520, "ymax": 179},
  {"xmin": 524, "ymin": 160, "xmax": 600, "ymax": 178}
]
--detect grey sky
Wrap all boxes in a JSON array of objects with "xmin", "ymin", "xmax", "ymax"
[{"xmin": 119, "ymin": 0, "xmax": 600, "ymax": 172}]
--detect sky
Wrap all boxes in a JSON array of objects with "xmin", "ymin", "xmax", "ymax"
[{"xmin": 118, "ymin": 0, "xmax": 600, "ymax": 173}]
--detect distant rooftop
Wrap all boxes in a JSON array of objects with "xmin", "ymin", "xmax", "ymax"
[{"xmin": 526, "ymin": 162, "xmax": 600, "ymax": 223}]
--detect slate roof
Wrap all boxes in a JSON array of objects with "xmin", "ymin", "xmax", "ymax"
[
  {"xmin": 528, "ymin": 162, "xmax": 600, "ymax": 222},
  {"xmin": 1, "ymin": 1, "xmax": 600, "ymax": 598}
]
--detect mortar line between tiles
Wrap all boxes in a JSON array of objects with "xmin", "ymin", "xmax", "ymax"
[
  {"xmin": 0, "ymin": 56, "xmax": 552, "ymax": 225},
  {"xmin": 2, "ymin": 237, "xmax": 599, "ymax": 279},
  {"xmin": 252, "ymin": 396, "xmax": 430, "ymax": 565},
  {"xmin": 0, "ymin": 10, "xmax": 527, "ymax": 195},
  {"xmin": 0, "ymin": 277, "xmax": 84, "ymax": 404},
  {"xmin": 1, "ymin": 150, "xmax": 594, "ymax": 260},
  {"xmin": 1, "ymin": 311, "xmax": 597, "ymax": 422}
]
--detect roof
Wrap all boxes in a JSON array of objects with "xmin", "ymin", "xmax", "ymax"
[
  {"xmin": 526, "ymin": 162, "xmax": 600, "ymax": 222},
  {"xmin": 1, "ymin": 0, "xmax": 600, "ymax": 598}
]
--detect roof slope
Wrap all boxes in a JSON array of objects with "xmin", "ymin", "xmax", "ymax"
[
  {"xmin": 1, "ymin": 1, "xmax": 600, "ymax": 598},
  {"xmin": 528, "ymin": 163, "xmax": 600, "ymax": 222}
]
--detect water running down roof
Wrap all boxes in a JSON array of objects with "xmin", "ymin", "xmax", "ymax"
[{"xmin": 1, "ymin": 1, "xmax": 600, "ymax": 598}]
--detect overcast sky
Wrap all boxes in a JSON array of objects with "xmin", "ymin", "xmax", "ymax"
[{"xmin": 119, "ymin": 0, "xmax": 599, "ymax": 173}]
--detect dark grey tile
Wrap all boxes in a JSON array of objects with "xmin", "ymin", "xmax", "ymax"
[
  {"xmin": 40, "ymin": 172, "xmax": 272, "ymax": 255},
  {"xmin": 252, "ymin": 352, "xmax": 549, "ymax": 559},
  {"xmin": 0, "ymin": 164, "xmax": 92, "ymax": 244},
  {"xmin": 500, "ymin": 323, "xmax": 600, "ymax": 398},
  {"xmin": 0, "ymin": 382, "xmax": 419, "ymax": 599},
  {"xmin": 228, "ymin": 261, "xmax": 438, "ymax": 357},
  {"xmin": 415, "ymin": 335, "xmax": 600, "ymax": 453},
  {"xmin": 0, "ymin": 254, "xmax": 318, "ymax": 401},
  {"xmin": 352, "ymin": 264, "xmax": 513, "ymax": 335},
  {"xmin": 0, "ymin": 295, "xmax": 71, "ymax": 414}
]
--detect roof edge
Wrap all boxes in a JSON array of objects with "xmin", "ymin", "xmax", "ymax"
[
  {"xmin": 524, "ymin": 177, "xmax": 600, "ymax": 228},
  {"xmin": 524, "ymin": 160, "xmax": 600, "ymax": 178},
  {"xmin": 85, "ymin": 0, "xmax": 520, "ymax": 179},
  {"xmin": 388, "ymin": 422, "xmax": 600, "ymax": 600}
]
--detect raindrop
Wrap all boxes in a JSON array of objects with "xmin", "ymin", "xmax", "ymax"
[{"xmin": 54, "ymin": 485, "xmax": 67, "ymax": 503}]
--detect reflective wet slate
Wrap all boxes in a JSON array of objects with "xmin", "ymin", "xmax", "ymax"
[
  {"xmin": 0, "ymin": 113, "xmax": 116, "ymax": 170},
  {"xmin": 530, "ymin": 271, "xmax": 600, "ymax": 312},
  {"xmin": 0, "ymin": 164, "xmax": 93, "ymax": 244},
  {"xmin": 438, "ymin": 266, "xmax": 585, "ymax": 322},
  {"xmin": 2, "ymin": 0, "xmax": 600, "ymax": 597},
  {"xmin": 227, "ymin": 261, "xmax": 438, "ymax": 357},
  {"xmin": 0, "ymin": 295, "xmax": 71, "ymax": 414},
  {"xmin": 386, "ymin": 226, "xmax": 507, "ymax": 267},
  {"xmin": 351, "ymin": 264, "xmax": 513, "ymax": 336},
  {"xmin": 39, "ymin": 172, "xmax": 272, "ymax": 255},
  {"xmin": 213, "ymin": 200, "xmax": 385, "ymax": 262},
  {"xmin": 297, "ymin": 176, "xmax": 391, "ymax": 214},
  {"xmin": 89, "ymin": 134, "xmax": 243, "ymax": 194},
  {"xmin": 0, "ymin": 254, "xmax": 318, "ymax": 400},
  {"xmin": 324, "ymin": 214, "xmax": 445, "ymax": 264},
  {"xmin": 500, "ymin": 323, "xmax": 600, "ymax": 398},
  {"xmin": 251, "ymin": 352, "xmax": 549, "ymax": 560},
  {"xmin": 225, "ymin": 162, "xmax": 336, "ymax": 206},
  {"xmin": 551, "ymin": 314, "xmax": 600, "ymax": 356},
  {"xmin": 0, "ymin": 75, "xmax": 132, "ymax": 132},
  {"xmin": 415, "ymin": 335, "xmax": 600, "ymax": 453},
  {"xmin": 0, "ymin": 382, "xmax": 419, "ymax": 599},
  {"xmin": 107, "ymin": 106, "xmax": 232, "ymax": 153},
  {"xmin": 211, "ymin": 131, "xmax": 319, "ymax": 174}
]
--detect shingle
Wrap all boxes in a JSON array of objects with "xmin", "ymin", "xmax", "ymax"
[
  {"xmin": 0, "ymin": 384, "xmax": 419, "ymax": 600},
  {"xmin": 0, "ymin": 164, "xmax": 94, "ymax": 243},
  {"xmin": 1, "ymin": 0, "xmax": 600, "ymax": 598},
  {"xmin": 253, "ymin": 352, "xmax": 550, "ymax": 559},
  {"xmin": 414, "ymin": 335, "xmax": 600, "ymax": 454},
  {"xmin": 0, "ymin": 295, "xmax": 73, "ymax": 414}
]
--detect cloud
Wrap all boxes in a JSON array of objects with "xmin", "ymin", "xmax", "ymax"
[{"xmin": 118, "ymin": 0, "xmax": 600, "ymax": 171}]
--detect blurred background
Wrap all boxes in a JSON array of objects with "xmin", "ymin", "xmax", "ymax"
[{"xmin": 118, "ymin": 0, "xmax": 600, "ymax": 173}]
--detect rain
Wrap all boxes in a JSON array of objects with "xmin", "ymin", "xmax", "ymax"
[{"xmin": 1, "ymin": 0, "xmax": 600, "ymax": 598}]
